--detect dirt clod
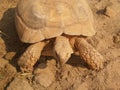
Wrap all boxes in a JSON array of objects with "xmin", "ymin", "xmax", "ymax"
[{"xmin": 7, "ymin": 77, "xmax": 34, "ymax": 90}]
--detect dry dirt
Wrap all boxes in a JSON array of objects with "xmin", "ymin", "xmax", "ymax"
[{"xmin": 0, "ymin": 0, "xmax": 120, "ymax": 90}]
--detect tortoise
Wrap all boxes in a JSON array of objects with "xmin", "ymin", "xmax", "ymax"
[{"xmin": 15, "ymin": 0, "xmax": 104, "ymax": 72}]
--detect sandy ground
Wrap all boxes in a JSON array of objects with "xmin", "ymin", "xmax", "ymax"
[{"xmin": 0, "ymin": 0, "xmax": 120, "ymax": 90}]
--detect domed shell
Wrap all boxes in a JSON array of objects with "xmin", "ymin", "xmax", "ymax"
[{"xmin": 15, "ymin": 0, "xmax": 95, "ymax": 43}]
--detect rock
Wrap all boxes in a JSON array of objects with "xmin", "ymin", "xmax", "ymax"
[
  {"xmin": 4, "ymin": 52, "xmax": 16, "ymax": 61},
  {"xmin": 105, "ymin": 6, "xmax": 116, "ymax": 18},
  {"xmin": 33, "ymin": 63, "xmax": 55, "ymax": 88},
  {"xmin": 113, "ymin": 35, "xmax": 120, "ymax": 43},
  {"xmin": 0, "ymin": 58, "xmax": 17, "ymax": 73},
  {"xmin": 5, "ymin": 63, "xmax": 17, "ymax": 73},
  {"xmin": 7, "ymin": 77, "xmax": 34, "ymax": 90},
  {"xmin": 0, "ymin": 58, "xmax": 17, "ymax": 90},
  {"xmin": 0, "ymin": 37, "xmax": 6, "ymax": 58},
  {"xmin": 0, "ymin": 58, "xmax": 8, "ymax": 68},
  {"xmin": 33, "ymin": 59, "xmax": 56, "ymax": 87},
  {"xmin": 34, "ymin": 71, "xmax": 55, "ymax": 88}
]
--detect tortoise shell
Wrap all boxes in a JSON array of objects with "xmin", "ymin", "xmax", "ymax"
[{"xmin": 15, "ymin": 0, "xmax": 95, "ymax": 43}]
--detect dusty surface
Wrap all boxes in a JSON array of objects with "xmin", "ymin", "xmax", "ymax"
[{"xmin": 0, "ymin": 0, "xmax": 120, "ymax": 90}]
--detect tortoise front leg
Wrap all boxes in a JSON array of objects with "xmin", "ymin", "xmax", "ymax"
[
  {"xmin": 18, "ymin": 41, "xmax": 46, "ymax": 72},
  {"xmin": 74, "ymin": 37, "xmax": 104, "ymax": 70}
]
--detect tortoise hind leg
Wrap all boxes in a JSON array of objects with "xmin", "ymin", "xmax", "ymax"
[
  {"xmin": 18, "ymin": 41, "xmax": 46, "ymax": 72},
  {"xmin": 74, "ymin": 37, "xmax": 104, "ymax": 70}
]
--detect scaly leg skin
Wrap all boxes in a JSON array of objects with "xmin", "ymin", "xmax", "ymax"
[
  {"xmin": 18, "ymin": 41, "xmax": 46, "ymax": 72},
  {"xmin": 54, "ymin": 36, "xmax": 73, "ymax": 65},
  {"xmin": 74, "ymin": 37, "xmax": 104, "ymax": 70}
]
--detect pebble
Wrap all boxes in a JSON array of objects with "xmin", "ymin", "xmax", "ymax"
[
  {"xmin": 33, "ymin": 63, "xmax": 55, "ymax": 87},
  {"xmin": 105, "ymin": 6, "xmax": 116, "ymax": 17},
  {"xmin": 33, "ymin": 59, "xmax": 56, "ymax": 87},
  {"xmin": 4, "ymin": 52, "xmax": 16, "ymax": 61},
  {"xmin": 113, "ymin": 35, "xmax": 120, "ymax": 43},
  {"xmin": 0, "ymin": 58, "xmax": 17, "ymax": 73},
  {"xmin": 0, "ymin": 58, "xmax": 8, "ymax": 68},
  {"xmin": 0, "ymin": 37, "xmax": 6, "ymax": 58},
  {"xmin": 113, "ymin": 32, "xmax": 120, "ymax": 43},
  {"xmin": 0, "ymin": 58, "xmax": 17, "ymax": 90},
  {"xmin": 7, "ymin": 77, "xmax": 34, "ymax": 90}
]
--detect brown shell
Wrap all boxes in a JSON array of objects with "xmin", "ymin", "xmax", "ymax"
[{"xmin": 15, "ymin": 0, "xmax": 95, "ymax": 43}]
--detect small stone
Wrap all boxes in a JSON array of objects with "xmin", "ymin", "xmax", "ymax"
[
  {"xmin": 4, "ymin": 52, "xmax": 16, "ymax": 61},
  {"xmin": 34, "ymin": 71, "xmax": 55, "ymax": 88},
  {"xmin": 0, "ymin": 37, "xmax": 4, "ymax": 44},
  {"xmin": 105, "ymin": 6, "xmax": 116, "ymax": 17},
  {"xmin": 0, "ymin": 58, "xmax": 8, "ymax": 68},
  {"xmin": 33, "ymin": 62, "xmax": 55, "ymax": 87},
  {"xmin": 0, "ymin": 51, "xmax": 6, "ymax": 58},
  {"xmin": 0, "ymin": 37, "xmax": 6, "ymax": 58},
  {"xmin": 7, "ymin": 77, "xmax": 34, "ymax": 90},
  {"xmin": 0, "ymin": 58, "xmax": 17, "ymax": 90},
  {"xmin": 113, "ymin": 35, "xmax": 120, "ymax": 43},
  {"xmin": 5, "ymin": 63, "xmax": 17, "ymax": 73}
]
